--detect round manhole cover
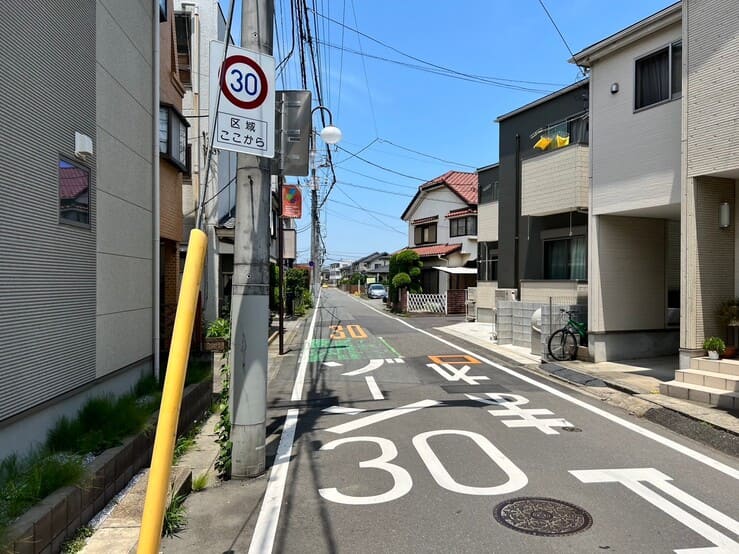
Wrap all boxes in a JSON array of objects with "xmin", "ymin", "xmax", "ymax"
[{"xmin": 494, "ymin": 497, "xmax": 592, "ymax": 536}]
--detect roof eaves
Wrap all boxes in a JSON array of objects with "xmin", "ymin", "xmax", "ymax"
[
  {"xmin": 570, "ymin": 2, "xmax": 682, "ymax": 67},
  {"xmin": 496, "ymin": 79, "xmax": 589, "ymax": 123}
]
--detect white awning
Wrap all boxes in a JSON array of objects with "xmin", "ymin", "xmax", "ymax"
[{"xmin": 433, "ymin": 266, "xmax": 477, "ymax": 275}]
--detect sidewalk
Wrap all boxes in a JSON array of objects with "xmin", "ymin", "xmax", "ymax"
[
  {"xmin": 436, "ymin": 321, "xmax": 739, "ymax": 451},
  {"xmin": 80, "ymin": 316, "xmax": 304, "ymax": 553}
]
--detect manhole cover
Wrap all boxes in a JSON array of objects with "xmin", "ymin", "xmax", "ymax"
[{"xmin": 494, "ymin": 497, "xmax": 592, "ymax": 536}]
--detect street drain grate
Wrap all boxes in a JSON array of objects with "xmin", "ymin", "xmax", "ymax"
[{"xmin": 493, "ymin": 497, "xmax": 592, "ymax": 536}]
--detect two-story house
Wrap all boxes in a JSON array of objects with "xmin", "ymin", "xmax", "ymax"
[
  {"xmin": 1, "ymin": 2, "xmax": 158, "ymax": 457},
  {"xmin": 351, "ymin": 252, "xmax": 391, "ymax": 284},
  {"xmin": 401, "ymin": 171, "xmax": 478, "ymax": 294},
  {"xmin": 572, "ymin": 3, "xmax": 682, "ymax": 362}
]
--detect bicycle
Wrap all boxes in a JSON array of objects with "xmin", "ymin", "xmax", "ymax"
[{"xmin": 547, "ymin": 309, "xmax": 587, "ymax": 361}]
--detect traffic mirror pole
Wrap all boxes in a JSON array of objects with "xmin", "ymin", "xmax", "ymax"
[{"xmin": 230, "ymin": 0, "xmax": 274, "ymax": 479}]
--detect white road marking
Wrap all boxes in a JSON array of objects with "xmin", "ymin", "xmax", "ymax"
[
  {"xmin": 290, "ymin": 293, "xmax": 322, "ymax": 401},
  {"xmin": 247, "ymin": 409, "xmax": 299, "ymax": 554},
  {"xmin": 323, "ymin": 361, "xmax": 343, "ymax": 367},
  {"xmin": 467, "ymin": 393, "xmax": 574, "ymax": 435},
  {"xmin": 349, "ymin": 296, "xmax": 739, "ymax": 480},
  {"xmin": 394, "ymin": 358, "xmax": 404, "ymax": 364},
  {"xmin": 365, "ymin": 376, "xmax": 384, "ymax": 400},
  {"xmin": 413, "ymin": 430, "xmax": 528, "ymax": 495},
  {"xmin": 326, "ymin": 399, "xmax": 440, "ymax": 435},
  {"xmin": 322, "ymin": 406, "xmax": 366, "ymax": 415},
  {"xmin": 571, "ymin": 468, "xmax": 739, "ymax": 552},
  {"xmin": 386, "ymin": 358, "xmax": 395, "ymax": 364},
  {"xmin": 427, "ymin": 362, "xmax": 490, "ymax": 385},
  {"xmin": 342, "ymin": 358, "xmax": 384, "ymax": 376}
]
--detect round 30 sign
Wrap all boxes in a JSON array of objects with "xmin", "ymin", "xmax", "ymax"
[{"xmin": 219, "ymin": 55, "xmax": 269, "ymax": 110}]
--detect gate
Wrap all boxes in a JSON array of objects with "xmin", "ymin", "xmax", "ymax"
[{"xmin": 407, "ymin": 292, "xmax": 446, "ymax": 314}]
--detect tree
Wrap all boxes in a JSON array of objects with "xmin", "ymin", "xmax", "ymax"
[{"xmin": 388, "ymin": 250, "xmax": 423, "ymax": 311}]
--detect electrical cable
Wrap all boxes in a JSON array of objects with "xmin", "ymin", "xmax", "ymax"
[{"xmin": 537, "ymin": 0, "xmax": 587, "ymax": 78}]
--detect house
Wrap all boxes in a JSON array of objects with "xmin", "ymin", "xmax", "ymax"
[
  {"xmin": 400, "ymin": 171, "xmax": 479, "ymax": 294},
  {"xmin": 571, "ymin": 3, "xmax": 682, "ymax": 362},
  {"xmin": 0, "ymin": 1, "xmax": 158, "ymax": 456},
  {"xmin": 176, "ymin": 1, "xmax": 296, "ymax": 321},
  {"xmin": 175, "ymin": 0, "xmax": 238, "ymax": 323},
  {"xmin": 329, "ymin": 260, "xmax": 352, "ymax": 284},
  {"xmin": 351, "ymin": 252, "xmax": 391, "ymax": 284},
  {"xmin": 474, "ymin": 163, "xmax": 499, "ymax": 323},
  {"xmin": 160, "ymin": 0, "xmax": 189, "ymax": 351}
]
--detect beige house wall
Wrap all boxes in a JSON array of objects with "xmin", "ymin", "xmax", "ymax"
[
  {"xmin": 590, "ymin": 22, "xmax": 682, "ymax": 216},
  {"xmin": 478, "ymin": 201, "xmax": 498, "ymax": 242},
  {"xmin": 589, "ymin": 216, "xmax": 666, "ymax": 333},
  {"xmin": 521, "ymin": 145, "xmax": 589, "ymax": 217}
]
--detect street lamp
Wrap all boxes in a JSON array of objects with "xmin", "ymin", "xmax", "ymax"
[{"xmin": 309, "ymin": 106, "xmax": 342, "ymax": 297}]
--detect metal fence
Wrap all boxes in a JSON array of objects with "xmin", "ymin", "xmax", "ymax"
[{"xmin": 407, "ymin": 292, "xmax": 446, "ymax": 314}]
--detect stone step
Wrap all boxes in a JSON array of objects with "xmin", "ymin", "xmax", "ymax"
[
  {"xmin": 676, "ymin": 369, "xmax": 739, "ymax": 392},
  {"xmin": 689, "ymin": 356, "xmax": 739, "ymax": 376},
  {"xmin": 659, "ymin": 380, "xmax": 739, "ymax": 410}
]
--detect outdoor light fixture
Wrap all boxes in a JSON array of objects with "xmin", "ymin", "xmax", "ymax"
[
  {"xmin": 311, "ymin": 105, "xmax": 342, "ymax": 145},
  {"xmin": 719, "ymin": 201, "xmax": 731, "ymax": 229},
  {"xmin": 610, "ymin": 82, "xmax": 619, "ymax": 94}
]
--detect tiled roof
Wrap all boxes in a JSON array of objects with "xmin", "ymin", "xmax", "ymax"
[
  {"xmin": 407, "ymin": 243, "xmax": 462, "ymax": 258},
  {"xmin": 446, "ymin": 208, "xmax": 477, "ymax": 219},
  {"xmin": 411, "ymin": 215, "xmax": 439, "ymax": 225},
  {"xmin": 59, "ymin": 166, "xmax": 88, "ymax": 200},
  {"xmin": 421, "ymin": 171, "xmax": 478, "ymax": 204}
]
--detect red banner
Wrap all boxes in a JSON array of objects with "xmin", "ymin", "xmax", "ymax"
[{"xmin": 282, "ymin": 184, "xmax": 302, "ymax": 218}]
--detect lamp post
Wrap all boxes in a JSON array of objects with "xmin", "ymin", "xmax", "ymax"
[{"xmin": 310, "ymin": 106, "xmax": 341, "ymax": 298}]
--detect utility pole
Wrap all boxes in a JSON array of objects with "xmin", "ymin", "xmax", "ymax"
[
  {"xmin": 310, "ymin": 164, "xmax": 320, "ymax": 297},
  {"xmin": 230, "ymin": 0, "xmax": 273, "ymax": 479}
]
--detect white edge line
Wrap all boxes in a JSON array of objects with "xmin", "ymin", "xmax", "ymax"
[
  {"xmin": 365, "ymin": 376, "xmax": 384, "ymax": 400},
  {"xmin": 248, "ymin": 408, "xmax": 300, "ymax": 554},
  {"xmin": 291, "ymin": 292, "xmax": 322, "ymax": 401},
  {"xmin": 347, "ymin": 295, "xmax": 739, "ymax": 480}
]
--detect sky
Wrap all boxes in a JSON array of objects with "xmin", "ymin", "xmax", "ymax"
[{"xmin": 219, "ymin": 0, "xmax": 677, "ymax": 266}]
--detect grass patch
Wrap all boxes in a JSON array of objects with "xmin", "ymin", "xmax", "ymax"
[
  {"xmin": 162, "ymin": 494, "xmax": 187, "ymax": 537},
  {"xmin": 191, "ymin": 472, "xmax": 208, "ymax": 492},
  {"xmin": 0, "ymin": 452, "xmax": 85, "ymax": 544},
  {"xmin": 60, "ymin": 525, "xmax": 94, "ymax": 553}
]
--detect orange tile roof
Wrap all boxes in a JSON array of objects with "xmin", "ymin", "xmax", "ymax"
[
  {"xmin": 407, "ymin": 243, "xmax": 462, "ymax": 258},
  {"xmin": 421, "ymin": 170, "xmax": 478, "ymax": 204}
]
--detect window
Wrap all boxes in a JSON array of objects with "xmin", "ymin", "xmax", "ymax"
[
  {"xmin": 450, "ymin": 216, "xmax": 477, "ymax": 237},
  {"xmin": 414, "ymin": 222, "xmax": 437, "ymax": 245},
  {"xmin": 59, "ymin": 158, "xmax": 90, "ymax": 226},
  {"xmin": 159, "ymin": 0, "xmax": 167, "ymax": 22},
  {"xmin": 544, "ymin": 236, "xmax": 586, "ymax": 280},
  {"xmin": 477, "ymin": 241, "xmax": 498, "ymax": 281},
  {"xmin": 479, "ymin": 180, "xmax": 499, "ymax": 204},
  {"xmin": 159, "ymin": 105, "xmax": 189, "ymax": 172},
  {"xmin": 635, "ymin": 41, "xmax": 681, "ymax": 110},
  {"xmin": 175, "ymin": 12, "xmax": 192, "ymax": 86}
]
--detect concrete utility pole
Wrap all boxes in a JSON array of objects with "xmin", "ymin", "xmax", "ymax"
[
  {"xmin": 230, "ymin": 0, "xmax": 273, "ymax": 479},
  {"xmin": 311, "ymin": 165, "xmax": 320, "ymax": 297}
]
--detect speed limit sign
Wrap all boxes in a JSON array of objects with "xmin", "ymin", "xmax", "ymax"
[{"xmin": 209, "ymin": 41, "xmax": 275, "ymax": 157}]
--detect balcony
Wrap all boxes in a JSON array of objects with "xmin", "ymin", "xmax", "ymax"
[{"xmin": 521, "ymin": 144, "xmax": 589, "ymax": 217}]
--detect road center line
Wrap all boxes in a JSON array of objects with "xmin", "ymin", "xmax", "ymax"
[
  {"xmin": 349, "ymin": 295, "xmax": 739, "ymax": 480},
  {"xmin": 290, "ymin": 292, "xmax": 322, "ymax": 401},
  {"xmin": 248, "ymin": 409, "xmax": 300, "ymax": 554},
  {"xmin": 365, "ymin": 376, "xmax": 384, "ymax": 400}
]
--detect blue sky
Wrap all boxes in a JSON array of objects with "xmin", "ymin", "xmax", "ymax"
[{"xmin": 220, "ymin": 0, "xmax": 676, "ymax": 265}]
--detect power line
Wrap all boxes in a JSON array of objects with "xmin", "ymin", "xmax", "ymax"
[
  {"xmin": 537, "ymin": 0, "xmax": 587, "ymax": 78},
  {"xmin": 377, "ymin": 139, "xmax": 477, "ymax": 169},
  {"xmin": 334, "ymin": 144, "xmax": 425, "ymax": 181},
  {"xmin": 349, "ymin": 0, "xmax": 379, "ymax": 137},
  {"xmin": 310, "ymin": 8, "xmax": 569, "ymax": 89}
]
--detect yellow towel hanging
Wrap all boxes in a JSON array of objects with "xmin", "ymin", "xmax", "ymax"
[
  {"xmin": 534, "ymin": 135, "xmax": 552, "ymax": 150},
  {"xmin": 556, "ymin": 134, "xmax": 570, "ymax": 148}
]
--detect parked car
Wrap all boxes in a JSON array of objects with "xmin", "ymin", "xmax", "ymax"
[{"xmin": 367, "ymin": 283, "xmax": 387, "ymax": 299}]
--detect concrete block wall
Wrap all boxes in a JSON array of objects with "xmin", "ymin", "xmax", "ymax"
[{"xmin": 497, "ymin": 300, "xmax": 587, "ymax": 354}]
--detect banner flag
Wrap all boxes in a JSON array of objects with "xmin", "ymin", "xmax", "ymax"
[{"xmin": 282, "ymin": 184, "xmax": 302, "ymax": 218}]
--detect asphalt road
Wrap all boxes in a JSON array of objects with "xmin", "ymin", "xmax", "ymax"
[{"xmin": 216, "ymin": 288, "xmax": 739, "ymax": 553}]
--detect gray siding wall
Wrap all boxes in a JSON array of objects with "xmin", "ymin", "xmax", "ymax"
[
  {"xmin": 0, "ymin": 1, "xmax": 97, "ymax": 421},
  {"xmin": 685, "ymin": 0, "xmax": 739, "ymax": 178},
  {"xmin": 521, "ymin": 145, "xmax": 589, "ymax": 216},
  {"xmin": 96, "ymin": 0, "xmax": 154, "ymax": 377}
]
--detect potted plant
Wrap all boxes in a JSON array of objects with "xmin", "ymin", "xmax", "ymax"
[
  {"xmin": 204, "ymin": 318, "xmax": 230, "ymax": 352},
  {"xmin": 718, "ymin": 298, "xmax": 739, "ymax": 358},
  {"xmin": 703, "ymin": 337, "xmax": 726, "ymax": 360}
]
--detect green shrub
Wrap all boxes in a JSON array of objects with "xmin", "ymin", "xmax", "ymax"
[{"xmin": 206, "ymin": 318, "xmax": 230, "ymax": 339}]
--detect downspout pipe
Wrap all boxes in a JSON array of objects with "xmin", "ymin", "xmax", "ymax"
[{"xmin": 153, "ymin": 4, "xmax": 161, "ymax": 381}]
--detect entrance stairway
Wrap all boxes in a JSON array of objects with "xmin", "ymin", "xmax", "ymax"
[{"xmin": 659, "ymin": 357, "xmax": 739, "ymax": 410}]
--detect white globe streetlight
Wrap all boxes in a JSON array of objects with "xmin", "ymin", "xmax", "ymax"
[{"xmin": 320, "ymin": 124, "xmax": 342, "ymax": 145}]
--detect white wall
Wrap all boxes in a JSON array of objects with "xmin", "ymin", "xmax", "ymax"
[
  {"xmin": 590, "ymin": 22, "xmax": 682, "ymax": 216},
  {"xmin": 521, "ymin": 145, "xmax": 588, "ymax": 216},
  {"xmin": 406, "ymin": 187, "xmax": 461, "ymax": 246},
  {"xmin": 478, "ymin": 201, "xmax": 498, "ymax": 242}
]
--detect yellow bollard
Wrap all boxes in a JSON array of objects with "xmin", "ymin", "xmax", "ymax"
[{"xmin": 137, "ymin": 229, "xmax": 207, "ymax": 554}]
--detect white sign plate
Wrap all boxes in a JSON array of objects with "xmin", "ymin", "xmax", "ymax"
[{"xmin": 209, "ymin": 41, "xmax": 275, "ymax": 157}]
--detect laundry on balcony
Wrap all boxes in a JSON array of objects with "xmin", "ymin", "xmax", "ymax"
[
  {"xmin": 556, "ymin": 134, "xmax": 570, "ymax": 148},
  {"xmin": 534, "ymin": 135, "xmax": 552, "ymax": 150}
]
